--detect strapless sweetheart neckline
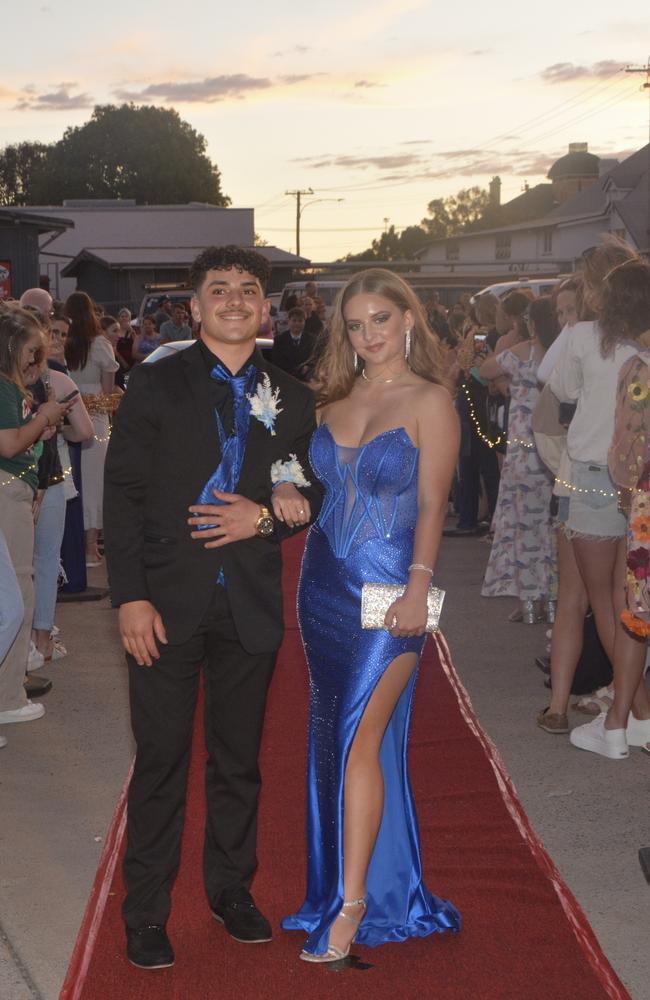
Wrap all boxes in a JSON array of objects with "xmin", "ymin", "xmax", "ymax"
[{"xmin": 320, "ymin": 423, "xmax": 418, "ymax": 451}]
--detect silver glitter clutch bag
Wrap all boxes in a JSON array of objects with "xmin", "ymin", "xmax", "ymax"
[{"xmin": 361, "ymin": 582, "xmax": 445, "ymax": 632}]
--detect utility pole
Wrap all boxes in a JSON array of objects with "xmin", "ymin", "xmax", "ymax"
[
  {"xmin": 625, "ymin": 57, "xmax": 650, "ymax": 249},
  {"xmin": 285, "ymin": 188, "xmax": 314, "ymax": 256}
]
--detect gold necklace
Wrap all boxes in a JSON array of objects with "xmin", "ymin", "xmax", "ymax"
[{"xmin": 361, "ymin": 368, "xmax": 406, "ymax": 384}]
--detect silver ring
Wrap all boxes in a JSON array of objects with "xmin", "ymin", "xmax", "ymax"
[
  {"xmin": 391, "ymin": 616, "xmax": 398, "ymax": 628},
  {"xmin": 299, "ymin": 509, "xmax": 305, "ymax": 515}
]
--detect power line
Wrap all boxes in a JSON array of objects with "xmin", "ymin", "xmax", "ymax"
[{"xmin": 313, "ymin": 71, "xmax": 635, "ymax": 197}]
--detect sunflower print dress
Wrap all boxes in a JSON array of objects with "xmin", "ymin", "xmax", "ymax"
[{"xmin": 609, "ymin": 347, "xmax": 650, "ymax": 636}]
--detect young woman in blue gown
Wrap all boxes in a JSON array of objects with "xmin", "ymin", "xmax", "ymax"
[{"xmin": 272, "ymin": 269, "xmax": 461, "ymax": 962}]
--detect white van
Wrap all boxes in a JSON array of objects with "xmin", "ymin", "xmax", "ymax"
[
  {"xmin": 276, "ymin": 281, "xmax": 346, "ymax": 334},
  {"xmin": 471, "ymin": 278, "xmax": 561, "ymax": 304}
]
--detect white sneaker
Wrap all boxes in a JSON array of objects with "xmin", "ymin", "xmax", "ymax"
[
  {"xmin": 27, "ymin": 641, "xmax": 45, "ymax": 673},
  {"xmin": 0, "ymin": 734, "xmax": 7, "ymax": 748},
  {"xmin": 570, "ymin": 712, "xmax": 629, "ymax": 759},
  {"xmin": 626, "ymin": 713, "xmax": 650, "ymax": 748},
  {"xmin": 0, "ymin": 701, "xmax": 45, "ymax": 725}
]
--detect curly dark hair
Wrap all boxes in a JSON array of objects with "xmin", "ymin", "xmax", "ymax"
[
  {"xmin": 189, "ymin": 246, "xmax": 271, "ymax": 293},
  {"xmin": 599, "ymin": 259, "xmax": 650, "ymax": 355}
]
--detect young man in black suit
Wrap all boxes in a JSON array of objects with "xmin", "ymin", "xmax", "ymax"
[
  {"xmin": 271, "ymin": 306, "xmax": 317, "ymax": 381},
  {"xmin": 104, "ymin": 246, "xmax": 322, "ymax": 970}
]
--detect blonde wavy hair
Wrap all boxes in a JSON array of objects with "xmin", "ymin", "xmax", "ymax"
[{"xmin": 315, "ymin": 268, "xmax": 447, "ymax": 406}]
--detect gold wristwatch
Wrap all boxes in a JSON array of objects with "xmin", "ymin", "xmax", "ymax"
[{"xmin": 255, "ymin": 505, "xmax": 275, "ymax": 538}]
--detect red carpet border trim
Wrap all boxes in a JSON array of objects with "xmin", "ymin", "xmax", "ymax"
[
  {"xmin": 431, "ymin": 631, "xmax": 630, "ymax": 1000},
  {"xmin": 59, "ymin": 762, "xmax": 133, "ymax": 1000}
]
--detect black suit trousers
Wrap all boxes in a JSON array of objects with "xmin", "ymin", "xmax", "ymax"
[{"xmin": 122, "ymin": 585, "xmax": 277, "ymax": 929}]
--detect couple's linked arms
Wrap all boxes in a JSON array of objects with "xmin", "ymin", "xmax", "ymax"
[{"xmin": 104, "ymin": 365, "xmax": 320, "ymax": 666}]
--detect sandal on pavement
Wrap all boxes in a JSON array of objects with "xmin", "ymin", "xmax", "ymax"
[
  {"xmin": 300, "ymin": 898, "xmax": 366, "ymax": 964},
  {"xmin": 572, "ymin": 684, "xmax": 613, "ymax": 716},
  {"xmin": 537, "ymin": 707, "xmax": 569, "ymax": 734}
]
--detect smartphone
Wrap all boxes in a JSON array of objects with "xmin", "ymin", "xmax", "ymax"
[{"xmin": 58, "ymin": 389, "xmax": 80, "ymax": 403}]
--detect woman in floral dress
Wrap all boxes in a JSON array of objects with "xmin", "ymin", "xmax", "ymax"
[{"xmin": 479, "ymin": 298, "xmax": 558, "ymax": 620}]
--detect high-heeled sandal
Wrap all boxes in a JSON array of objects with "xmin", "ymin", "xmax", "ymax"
[{"xmin": 299, "ymin": 897, "xmax": 366, "ymax": 963}]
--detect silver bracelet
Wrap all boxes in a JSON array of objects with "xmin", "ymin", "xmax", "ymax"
[{"xmin": 408, "ymin": 563, "xmax": 433, "ymax": 576}]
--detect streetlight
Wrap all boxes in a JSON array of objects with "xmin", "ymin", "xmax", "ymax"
[{"xmin": 296, "ymin": 197, "xmax": 344, "ymax": 256}]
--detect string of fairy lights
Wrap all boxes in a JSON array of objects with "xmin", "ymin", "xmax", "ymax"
[{"xmin": 460, "ymin": 382, "xmax": 621, "ymax": 500}]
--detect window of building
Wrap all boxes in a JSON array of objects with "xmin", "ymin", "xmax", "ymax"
[
  {"xmin": 495, "ymin": 235, "xmax": 511, "ymax": 260},
  {"xmin": 445, "ymin": 241, "xmax": 459, "ymax": 261},
  {"xmin": 542, "ymin": 229, "xmax": 553, "ymax": 255}
]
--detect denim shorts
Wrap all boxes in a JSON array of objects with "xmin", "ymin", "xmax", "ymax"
[{"xmin": 559, "ymin": 461, "xmax": 626, "ymax": 538}]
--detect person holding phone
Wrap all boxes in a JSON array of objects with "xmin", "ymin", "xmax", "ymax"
[
  {"xmin": 27, "ymin": 356, "xmax": 93, "ymax": 666},
  {"xmin": 0, "ymin": 305, "xmax": 74, "ymax": 730}
]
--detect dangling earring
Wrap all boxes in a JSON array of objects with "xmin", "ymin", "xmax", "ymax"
[
  {"xmin": 404, "ymin": 329, "xmax": 411, "ymax": 361},
  {"xmin": 353, "ymin": 350, "xmax": 358, "ymax": 371}
]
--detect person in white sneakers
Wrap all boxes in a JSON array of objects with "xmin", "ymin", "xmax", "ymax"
[{"xmin": 570, "ymin": 252, "xmax": 650, "ymax": 759}]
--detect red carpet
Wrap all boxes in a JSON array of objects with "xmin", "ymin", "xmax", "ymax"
[{"xmin": 61, "ymin": 536, "xmax": 629, "ymax": 1000}]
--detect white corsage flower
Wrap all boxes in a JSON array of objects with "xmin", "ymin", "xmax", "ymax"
[
  {"xmin": 271, "ymin": 454, "xmax": 311, "ymax": 488},
  {"xmin": 247, "ymin": 374, "xmax": 283, "ymax": 435}
]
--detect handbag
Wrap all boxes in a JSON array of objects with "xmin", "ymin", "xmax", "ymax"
[
  {"xmin": 531, "ymin": 383, "xmax": 566, "ymax": 476},
  {"xmin": 361, "ymin": 582, "xmax": 445, "ymax": 632}
]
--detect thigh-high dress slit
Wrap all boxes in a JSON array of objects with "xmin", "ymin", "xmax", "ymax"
[{"xmin": 282, "ymin": 424, "xmax": 461, "ymax": 954}]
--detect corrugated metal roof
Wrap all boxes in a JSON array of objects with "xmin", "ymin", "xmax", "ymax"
[{"xmin": 0, "ymin": 208, "xmax": 74, "ymax": 231}]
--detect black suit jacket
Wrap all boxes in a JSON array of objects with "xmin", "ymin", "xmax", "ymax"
[
  {"xmin": 103, "ymin": 342, "xmax": 322, "ymax": 653},
  {"xmin": 271, "ymin": 329, "xmax": 318, "ymax": 381}
]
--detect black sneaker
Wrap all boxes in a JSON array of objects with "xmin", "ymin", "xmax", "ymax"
[
  {"xmin": 211, "ymin": 887, "xmax": 272, "ymax": 943},
  {"xmin": 126, "ymin": 924, "xmax": 174, "ymax": 969}
]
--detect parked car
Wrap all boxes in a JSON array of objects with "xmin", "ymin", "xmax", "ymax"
[
  {"xmin": 276, "ymin": 280, "xmax": 346, "ymax": 334},
  {"xmin": 136, "ymin": 287, "xmax": 193, "ymax": 327},
  {"xmin": 141, "ymin": 337, "xmax": 274, "ymax": 366},
  {"xmin": 470, "ymin": 278, "xmax": 562, "ymax": 304}
]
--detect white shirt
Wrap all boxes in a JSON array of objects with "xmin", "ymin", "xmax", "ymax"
[
  {"xmin": 549, "ymin": 321, "xmax": 637, "ymax": 465},
  {"xmin": 69, "ymin": 335, "xmax": 119, "ymax": 394}
]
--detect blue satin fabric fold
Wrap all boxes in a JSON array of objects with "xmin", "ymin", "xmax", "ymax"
[
  {"xmin": 195, "ymin": 363, "xmax": 257, "ymax": 584},
  {"xmin": 282, "ymin": 424, "xmax": 461, "ymax": 953}
]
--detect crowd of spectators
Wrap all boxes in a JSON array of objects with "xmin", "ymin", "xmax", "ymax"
[
  {"xmin": 439, "ymin": 236, "xmax": 650, "ymax": 758},
  {"xmin": 1, "ymin": 250, "xmax": 649, "ymax": 760}
]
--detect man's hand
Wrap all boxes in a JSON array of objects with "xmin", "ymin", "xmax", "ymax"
[
  {"xmin": 188, "ymin": 489, "xmax": 261, "ymax": 549},
  {"xmin": 118, "ymin": 600, "xmax": 167, "ymax": 667}
]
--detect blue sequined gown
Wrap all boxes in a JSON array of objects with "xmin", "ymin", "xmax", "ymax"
[{"xmin": 282, "ymin": 424, "xmax": 461, "ymax": 954}]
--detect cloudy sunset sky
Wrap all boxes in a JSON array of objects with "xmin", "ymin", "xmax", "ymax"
[{"xmin": 1, "ymin": 0, "xmax": 648, "ymax": 260}]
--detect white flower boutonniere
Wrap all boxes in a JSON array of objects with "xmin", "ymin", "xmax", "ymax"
[
  {"xmin": 247, "ymin": 374, "xmax": 283, "ymax": 435},
  {"xmin": 271, "ymin": 454, "xmax": 311, "ymax": 488}
]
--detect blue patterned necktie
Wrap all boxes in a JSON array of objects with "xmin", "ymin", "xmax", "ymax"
[{"xmin": 196, "ymin": 361, "xmax": 257, "ymax": 510}]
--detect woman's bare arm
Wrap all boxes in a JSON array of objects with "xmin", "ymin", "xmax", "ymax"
[
  {"xmin": 48, "ymin": 370, "xmax": 94, "ymax": 442},
  {"xmin": 385, "ymin": 384, "xmax": 459, "ymax": 636}
]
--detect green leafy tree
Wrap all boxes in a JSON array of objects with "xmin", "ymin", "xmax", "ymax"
[
  {"xmin": 0, "ymin": 142, "xmax": 50, "ymax": 205},
  {"xmin": 2, "ymin": 104, "xmax": 229, "ymax": 206},
  {"xmin": 421, "ymin": 186, "xmax": 489, "ymax": 238},
  {"xmin": 342, "ymin": 224, "xmax": 429, "ymax": 262}
]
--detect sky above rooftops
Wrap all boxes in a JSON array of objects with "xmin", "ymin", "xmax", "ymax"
[{"xmin": 1, "ymin": 0, "xmax": 648, "ymax": 259}]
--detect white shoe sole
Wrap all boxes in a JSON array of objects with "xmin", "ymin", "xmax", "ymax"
[
  {"xmin": 569, "ymin": 733, "xmax": 629, "ymax": 759},
  {"xmin": 0, "ymin": 704, "xmax": 46, "ymax": 725}
]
